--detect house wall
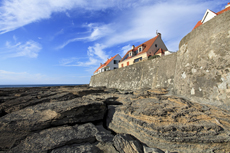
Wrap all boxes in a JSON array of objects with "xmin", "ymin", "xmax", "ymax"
[
  {"xmin": 90, "ymin": 11, "xmax": 230, "ymax": 110},
  {"xmin": 146, "ymin": 36, "xmax": 168, "ymax": 56},
  {"xmin": 118, "ymin": 53, "xmax": 148, "ymax": 68},
  {"xmin": 201, "ymin": 9, "xmax": 216, "ymax": 23},
  {"xmin": 118, "ymin": 36, "xmax": 168, "ymax": 68},
  {"xmin": 107, "ymin": 55, "xmax": 122, "ymax": 70}
]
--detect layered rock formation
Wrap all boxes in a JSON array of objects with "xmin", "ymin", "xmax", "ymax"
[{"xmin": 0, "ymin": 85, "xmax": 230, "ymax": 152}]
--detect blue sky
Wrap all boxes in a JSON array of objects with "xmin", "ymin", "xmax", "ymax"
[{"xmin": 0, "ymin": 0, "xmax": 228, "ymax": 84}]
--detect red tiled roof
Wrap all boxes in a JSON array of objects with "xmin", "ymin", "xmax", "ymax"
[
  {"xmin": 94, "ymin": 54, "xmax": 118, "ymax": 73},
  {"xmin": 193, "ymin": 4, "xmax": 230, "ymax": 30},
  {"xmin": 120, "ymin": 35, "xmax": 159, "ymax": 62},
  {"xmin": 216, "ymin": 6, "xmax": 230, "ymax": 15},
  {"xmin": 155, "ymin": 48, "xmax": 165, "ymax": 55},
  {"xmin": 193, "ymin": 20, "xmax": 202, "ymax": 30}
]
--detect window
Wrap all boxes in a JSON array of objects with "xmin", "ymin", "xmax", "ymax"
[
  {"xmin": 155, "ymin": 44, "xmax": 157, "ymax": 47},
  {"xmin": 139, "ymin": 47, "xmax": 142, "ymax": 52},
  {"xmin": 129, "ymin": 52, "xmax": 132, "ymax": 57},
  {"xmin": 127, "ymin": 62, "xmax": 129, "ymax": 66},
  {"xmin": 114, "ymin": 67, "xmax": 117, "ymax": 69},
  {"xmin": 134, "ymin": 57, "xmax": 142, "ymax": 63},
  {"xmin": 114, "ymin": 60, "xmax": 118, "ymax": 64}
]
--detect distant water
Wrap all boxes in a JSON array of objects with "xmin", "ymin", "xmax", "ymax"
[{"xmin": 0, "ymin": 84, "xmax": 85, "ymax": 88}]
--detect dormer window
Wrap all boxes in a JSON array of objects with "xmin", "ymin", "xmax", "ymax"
[
  {"xmin": 138, "ymin": 47, "xmax": 142, "ymax": 53},
  {"xmin": 139, "ymin": 47, "xmax": 142, "ymax": 52},
  {"xmin": 129, "ymin": 52, "xmax": 132, "ymax": 57}
]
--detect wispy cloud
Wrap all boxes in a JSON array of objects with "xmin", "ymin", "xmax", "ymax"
[
  {"xmin": 120, "ymin": 44, "xmax": 132, "ymax": 56},
  {"xmin": 57, "ymin": 23, "xmax": 113, "ymax": 49},
  {"xmin": 0, "ymin": 69, "xmax": 45, "ymax": 84},
  {"xmin": 59, "ymin": 43, "xmax": 108, "ymax": 67},
  {"xmin": 65, "ymin": 12, "xmax": 71, "ymax": 18},
  {"xmin": 0, "ymin": 0, "xmax": 147, "ymax": 34},
  {"xmin": 87, "ymin": 43, "xmax": 108, "ymax": 62},
  {"xmin": 60, "ymin": 57, "xmax": 98, "ymax": 67},
  {"xmin": 0, "ymin": 38, "xmax": 42, "ymax": 58}
]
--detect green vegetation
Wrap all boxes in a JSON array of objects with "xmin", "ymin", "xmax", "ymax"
[{"xmin": 148, "ymin": 55, "xmax": 160, "ymax": 60}]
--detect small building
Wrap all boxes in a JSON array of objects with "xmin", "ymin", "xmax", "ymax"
[
  {"xmin": 193, "ymin": 3, "xmax": 230, "ymax": 30},
  {"xmin": 94, "ymin": 54, "xmax": 122, "ymax": 75},
  {"xmin": 118, "ymin": 33, "xmax": 168, "ymax": 68}
]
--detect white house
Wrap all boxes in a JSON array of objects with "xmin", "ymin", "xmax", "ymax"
[
  {"xmin": 193, "ymin": 3, "xmax": 230, "ymax": 30},
  {"xmin": 94, "ymin": 54, "xmax": 122, "ymax": 75}
]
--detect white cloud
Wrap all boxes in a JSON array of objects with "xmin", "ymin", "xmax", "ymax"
[
  {"xmin": 87, "ymin": 43, "xmax": 108, "ymax": 62},
  {"xmin": 60, "ymin": 43, "xmax": 108, "ymax": 67},
  {"xmin": 57, "ymin": 0, "xmax": 226, "ymax": 53},
  {"xmin": 0, "ymin": 0, "xmax": 147, "ymax": 34},
  {"xmin": 57, "ymin": 23, "xmax": 113, "ymax": 49},
  {"xmin": 120, "ymin": 44, "xmax": 132, "ymax": 56},
  {"xmin": 0, "ymin": 40, "xmax": 42, "ymax": 58},
  {"xmin": 65, "ymin": 12, "xmax": 71, "ymax": 18},
  {"xmin": 0, "ymin": 70, "xmax": 26, "ymax": 75},
  {"xmin": 0, "ymin": 69, "xmax": 86, "ymax": 84},
  {"xmin": 59, "ymin": 57, "xmax": 98, "ymax": 67},
  {"xmin": 0, "ymin": 70, "xmax": 46, "ymax": 84}
]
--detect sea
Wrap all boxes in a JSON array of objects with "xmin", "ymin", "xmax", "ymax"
[{"xmin": 0, "ymin": 84, "xmax": 85, "ymax": 88}]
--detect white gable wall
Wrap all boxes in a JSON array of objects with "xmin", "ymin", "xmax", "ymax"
[
  {"xmin": 107, "ymin": 55, "xmax": 122, "ymax": 70},
  {"xmin": 201, "ymin": 9, "xmax": 217, "ymax": 23}
]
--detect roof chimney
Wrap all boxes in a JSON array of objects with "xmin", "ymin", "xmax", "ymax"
[
  {"xmin": 157, "ymin": 33, "xmax": 161, "ymax": 38},
  {"xmin": 156, "ymin": 30, "xmax": 161, "ymax": 37},
  {"xmin": 100, "ymin": 63, "xmax": 102, "ymax": 66},
  {"xmin": 226, "ymin": 2, "xmax": 230, "ymax": 8},
  {"xmin": 132, "ymin": 45, "xmax": 135, "ymax": 49}
]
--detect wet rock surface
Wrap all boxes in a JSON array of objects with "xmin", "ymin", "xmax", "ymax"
[{"xmin": 0, "ymin": 85, "xmax": 230, "ymax": 152}]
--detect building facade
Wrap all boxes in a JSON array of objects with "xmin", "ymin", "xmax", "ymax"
[
  {"xmin": 118, "ymin": 33, "xmax": 168, "ymax": 68},
  {"xmin": 94, "ymin": 54, "xmax": 122, "ymax": 75}
]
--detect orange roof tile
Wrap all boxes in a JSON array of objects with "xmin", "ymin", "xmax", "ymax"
[
  {"xmin": 216, "ymin": 6, "xmax": 230, "ymax": 15},
  {"xmin": 193, "ymin": 4, "xmax": 230, "ymax": 30},
  {"xmin": 155, "ymin": 48, "xmax": 165, "ymax": 55},
  {"xmin": 120, "ymin": 35, "xmax": 159, "ymax": 62},
  {"xmin": 192, "ymin": 20, "xmax": 202, "ymax": 30},
  {"xmin": 94, "ymin": 54, "xmax": 118, "ymax": 73}
]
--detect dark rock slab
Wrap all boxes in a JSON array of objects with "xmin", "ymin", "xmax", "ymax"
[
  {"xmin": 95, "ymin": 125, "xmax": 114, "ymax": 143},
  {"xmin": 96, "ymin": 142, "xmax": 118, "ymax": 153},
  {"xmin": 0, "ymin": 85, "xmax": 105, "ymax": 115},
  {"xmin": 0, "ymin": 98, "xmax": 106, "ymax": 150},
  {"xmin": 113, "ymin": 134, "xmax": 143, "ymax": 153},
  {"xmin": 9, "ymin": 123, "xmax": 97, "ymax": 153},
  {"xmin": 51, "ymin": 143, "xmax": 102, "ymax": 153}
]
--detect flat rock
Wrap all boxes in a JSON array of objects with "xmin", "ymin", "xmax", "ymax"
[
  {"xmin": 107, "ymin": 94, "xmax": 230, "ymax": 152},
  {"xmin": 143, "ymin": 146, "xmax": 165, "ymax": 153},
  {"xmin": 9, "ymin": 123, "xmax": 98, "ymax": 153},
  {"xmin": 95, "ymin": 125, "xmax": 114, "ymax": 143},
  {"xmin": 0, "ymin": 85, "xmax": 105, "ymax": 115},
  {"xmin": 51, "ymin": 143, "xmax": 102, "ymax": 153},
  {"xmin": 0, "ymin": 98, "xmax": 106, "ymax": 150},
  {"xmin": 96, "ymin": 142, "xmax": 118, "ymax": 153},
  {"xmin": 113, "ymin": 134, "xmax": 143, "ymax": 153}
]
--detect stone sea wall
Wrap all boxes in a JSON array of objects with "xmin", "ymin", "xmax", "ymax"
[
  {"xmin": 90, "ymin": 52, "xmax": 177, "ymax": 91},
  {"xmin": 90, "ymin": 11, "xmax": 230, "ymax": 110}
]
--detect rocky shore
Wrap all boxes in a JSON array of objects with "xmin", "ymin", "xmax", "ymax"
[{"xmin": 0, "ymin": 85, "xmax": 230, "ymax": 153}]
